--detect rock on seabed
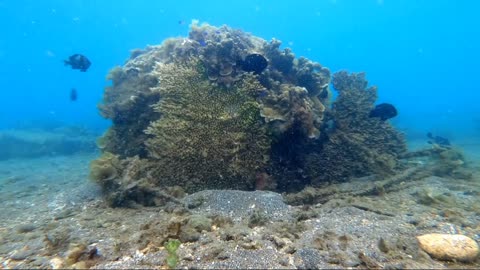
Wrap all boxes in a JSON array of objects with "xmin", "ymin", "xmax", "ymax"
[{"xmin": 416, "ymin": 233, "xmax": 479, "ymax": 262}]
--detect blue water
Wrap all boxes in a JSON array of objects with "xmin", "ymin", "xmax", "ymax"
[{"xmin": 1, "ymin": 0, "xmax": 479, "ymax": 142}]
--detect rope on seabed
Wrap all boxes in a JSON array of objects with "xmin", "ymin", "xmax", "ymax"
[
  {"xmin": 283, "ymin": 165, "xmax": 425, "ymax": 205},
  {"xmin": 355, "ymin": 165, "xmax": 425, "ymax": 196}
]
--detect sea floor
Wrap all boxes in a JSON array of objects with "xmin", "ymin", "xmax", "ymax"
[{"xmin": 0, "ymin": 140, "xmax": 479, "ymax": 269}]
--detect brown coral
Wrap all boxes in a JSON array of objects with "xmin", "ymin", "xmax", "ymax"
[
  {"xmin": 144, "ymin": 59, "xmax": 270, "ymax": 192},
  {"xmin": 89, "ymin": 152, "xmax": 121, "ymax": 183},
  {"xmin": 91, "ymin": 23, "xmax": 411, "ymax": 205},
  {"xmin": 305, "ymin": 71, "xmax": 406, "ymax": 184}
]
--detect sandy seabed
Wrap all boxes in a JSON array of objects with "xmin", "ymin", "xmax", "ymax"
[{"xmin": 1, "ymin": 140, "xmax": 480, "ymax": 269}]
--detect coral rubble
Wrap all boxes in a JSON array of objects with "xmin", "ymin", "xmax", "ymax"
[{"xmin": 92, "ymin": 22, "xmax": 406, "ymax": 206}]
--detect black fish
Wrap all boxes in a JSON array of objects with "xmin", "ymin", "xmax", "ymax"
[
  {"xmin": 427, "ymin": 132, "xmax": 451, "ymax": 146},
  {"xmin": 239, "ymin": 53, "xmax": 268, "ymax": 74},
  {"xmin": 369, "ymin": 103, "xmax": 397, "ymax": 121},
  {"xmin": 64, "ymin": 54, "xmax": 91, "ymax": 72},
  {"xmin": 70, "ymin": 88, "xmax": 77, "ymax": 101}
]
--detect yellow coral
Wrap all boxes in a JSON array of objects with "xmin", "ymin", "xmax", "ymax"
[
  {"xmin": 89, "ymin": 152, "xmax": 121, "ymax": 183},
  {"xmin": 144, "ymin": 59, "xmax": 270, "ymax": 192}
]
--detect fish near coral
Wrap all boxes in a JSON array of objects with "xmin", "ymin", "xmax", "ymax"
[
  {"xmin": 369, "ymin": 103, "xmax": 397, "ymax": 121},
  {"xmin": 64, "ymin": 54, "xmax": 91, "ymax": 72},
  {"xmin": 427, "ymin": 132, "xmax": 451, "ymax": 147},
  {"xmin": 239, "ymin": 53, "xmax": 268, "ymax": 74}
]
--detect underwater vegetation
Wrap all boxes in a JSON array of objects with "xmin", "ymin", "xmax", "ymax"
[
  {"xmin": 91, "ymin": 22, "xmax": 407, "ymax": 206},
  {"xmin": 164, "ymin": 239, "xmax": 181, "ymax": 269}
]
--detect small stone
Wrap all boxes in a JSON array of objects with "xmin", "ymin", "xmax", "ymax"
[
  {"xmin": 187, "ymin": 215, "xmax": 212, "ymax": 232},
  {"xmin": 378, "ymin": 237, "xmax": 390, "ymax": 253},
  {"xmin": 50, "ymin": 256, "xmax": 65, "ymax": 269},
  {"xmin": 71, "ymin": 261, "xmax": 88, "ymax": 269},
  {"xmin": 279, "ymin": 257, "xmax": 290, "ymax": 266},
  {"xmin": 416, "ymin": 233, "xmax": 479, "ymax": 262},
  {"xmin": 217, "ymin": 251, "xmax": 230, "ymax": 260},
  {"xmin": 10, "ymin": 249, "xmax": 34, "ymax": 260},
  {"xmin": 240, "ymin": 241, "xmax": 261, "ymax": 250},
  {"xmin": 31, "ymin": 256, "xmax": 49, "ymax": 267},
  {"xmin": 182, "ymin": 254, "xmax": 194, "ymax": 261},
  {"xmin": 179, "ymin": 227, "xmax": 200, "ymax": 243},
  {"xmin": 66, "ymin": 244, "xmax": 87, "ymax": 265},
  {"xmin": 284, "ymin": 245, "xmax": 296, "ymax": 254},
  {"xmin": 272, "ymin": 235, "xmax": 286, "ymax": 249},
  {"xmin": 54, "ymin": 209, "xmax": 74, "ymax": 220},
  {"xmin": 202, "ymin": 244, "xmax": 224, "ymax": 260},
  {"xmin": 15, "ymin": 224, "xmax": 37, "ymax": 233}
]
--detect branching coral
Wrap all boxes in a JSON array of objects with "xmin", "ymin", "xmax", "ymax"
[
  {"xmin": 98, "ymin": 63, "xmax": 161, "ymax": 158},
  {"xmin": 263, "ymin": 40, "xmax": 331, "ymax": 98},
  {"xmin": 263, "ymin": 39, "xmax": 295, "ymax": 75},
  {"xmin": 260, "ymin": 84, "xmax": 324, "ymax": 140},
  {"xmin": 100, "ymin": 66, "xmax": 159, "ymax": 120},
  {"xmin": 305, "ymin": 71, "xmax": 406, "ymax": 184}
]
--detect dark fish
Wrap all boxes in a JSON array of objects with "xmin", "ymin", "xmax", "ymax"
[
  {"xmin": 319, "ymin": 88, "xmax": 329, "ymax": 99},
  {"xmin": 427, "ymin": 132, "xmax": 451, "ymax": 146},
  {"xmin": 70, "ymin": 88, "xmax": 77, "ymax": 101},
  {"xmin": 257, "ymin": 89, "xmax": 269, "ymax": 98},
  {"xmin": 239, "ymin": 53, "xmax": 268, "ymax": 74},
  {"xmin": 369, "ymin": 103, "xmax": 397, "ymax": 121},
  {"xmin": 64, "ymin": 54, "xmax": 91, "ymax": 72}
]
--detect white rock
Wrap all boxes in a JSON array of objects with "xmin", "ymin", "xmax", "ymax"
[
  {"xmin": 417, "ymin": 233, "xmax": 479, "ymax": 262},
  {"xmin": 50, "ymin": 256, "xmax": 65, "ymax": 269}
]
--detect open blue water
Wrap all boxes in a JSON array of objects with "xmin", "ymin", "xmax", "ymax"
[{"xmin": 0, "ymin": 0, "xmax": 479, "ymax": 143}]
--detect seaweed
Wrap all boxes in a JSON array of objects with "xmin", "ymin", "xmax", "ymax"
[
  {"xmin": 89, "ymin": 152, "xmax": 121, "ymax": 183},
  {"xmin": 164, "ymin": 239, "xmax": 181, "ymax": 269}
]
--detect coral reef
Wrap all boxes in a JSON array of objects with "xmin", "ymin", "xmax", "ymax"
[
  {"xmin": 89, "ymin": 152, "xmax": 121, "ymax": 184},
  {"xmin": 144, "ymin": 59, "xmax": 270, "ymax": 191},
  {"xmin": 98, "ymin": 66, "xmax": 160, "ymax": 158},
  {"xmin": 92, "ymin": 22, "xmax": 408, "ymax": 205},
  {"xmin": 304, "ymin": 71, "xmax": 406, "ymax": 184}
]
